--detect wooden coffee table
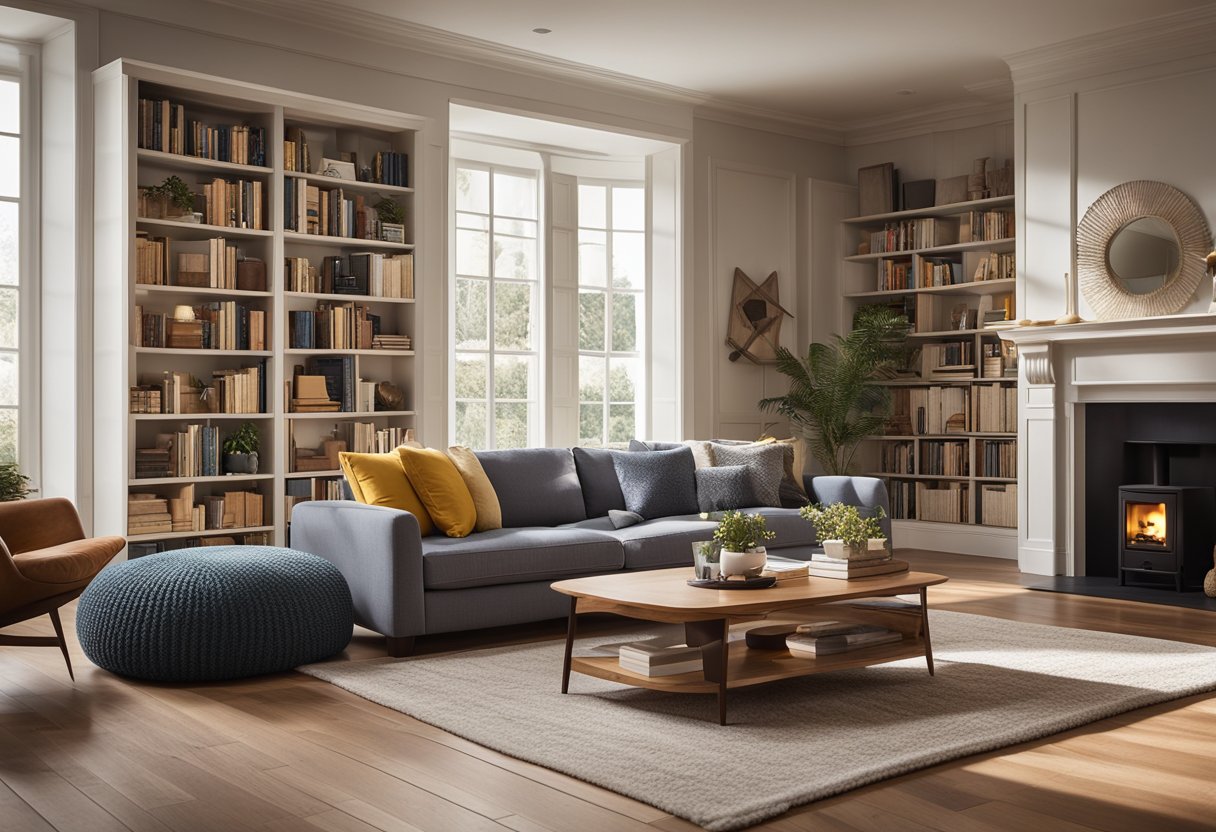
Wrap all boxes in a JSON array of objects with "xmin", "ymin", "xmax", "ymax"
[{"xmin": 552, "ymin": 568, "xmax": 948, "ymax": 724}]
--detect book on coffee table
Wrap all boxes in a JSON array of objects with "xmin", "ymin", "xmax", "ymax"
[
  {"xmin": 809, "ymin": 554, "xmax": 909, "ymax": 579},
  {"xmin": 619, "ymin": 640, "xmax": 704, "ymax": 677},
  {"xmin": 761, "ymin": 557, "xmax": 810, "ymax": 581},
  {"xmin": 786, "ymin": 626, "xmax": 902, "ymax": 656}
]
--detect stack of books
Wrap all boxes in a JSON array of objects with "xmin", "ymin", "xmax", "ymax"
[
  {"xmin": 372, "ymin": 334, "xmax": 412, "ymax": 351},
  {"xmin": 127, "ymin": 494, "xmax": 172, "ymax": 536},
  {"xmin": 290, "ymin": 375, "xmax": 340, "ymax": 413},
  {"xmin": 809, "ymin": 551, "xmax": 909, "ymax": 580},
  {"xmin": 760, "ymin": 557, "xmax": 810, "ymax": 582},
  {"xmin": 786, "ymin": 621, "xmax": 903, "ymax": 656},
  {"xmin": 618, "ymin": 640, "xmax": 703, "ymax": 677}
]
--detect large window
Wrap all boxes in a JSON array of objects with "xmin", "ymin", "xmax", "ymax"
[
  {"xmin": 452, "ymin": 163, "xmax": 541, "ymax": 449},
  {"xmin": 577, "ymin": 182, "xmax": 645, "ymax": 446},
  {"xmin": 0, "ymin": 73, "xmax": 21, "ymax": 464}
]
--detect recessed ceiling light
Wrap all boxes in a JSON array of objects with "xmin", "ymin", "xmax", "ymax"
[
  {"xmin": 532, "ymin": 27, "xmax": 552, "ymax": 34},
  {"xmin": 895, "ymin": 88, "xmax": 915, "ymax": 96}
]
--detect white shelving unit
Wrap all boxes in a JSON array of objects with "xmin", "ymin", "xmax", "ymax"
[{"xmin": 94, "ymin": 59, "xmax": 428, "ymax": 553}]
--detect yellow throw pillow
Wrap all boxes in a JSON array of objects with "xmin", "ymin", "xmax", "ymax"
[
  {"xmin": 446, "ymin": 446, "xmax": 503, "ymax": 533},
  {"xmin": 397, "ymin": 447, "xmax": 477, "ymax": 538},
  {"xmin": 339, "ymin": 451, "xmax": 436, "ymax": 537}
]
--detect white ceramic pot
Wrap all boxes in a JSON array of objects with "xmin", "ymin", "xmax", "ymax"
[{"xmin": 720, "ymin": 547, "xmax": 766, "ymax": 578}]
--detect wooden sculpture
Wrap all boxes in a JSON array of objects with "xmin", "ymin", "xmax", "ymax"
[{"xmin": 725, "ymin": 268, "xmax": 793, "ymax": 364}]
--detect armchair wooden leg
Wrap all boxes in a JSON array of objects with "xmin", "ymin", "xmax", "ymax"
[
  {"xmin": 386, "ymin": 636, "xmax": 415, "ymax": 658},
  {"xmin": 48, "ymin": 608, "xmax": 74, "ymax": 681}
]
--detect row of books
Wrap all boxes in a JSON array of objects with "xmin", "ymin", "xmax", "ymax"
[
  {"xmin": 134, "ymin": 425, "xmax": 222, "ymax": 479},
  {"xmin": 916, "ymin": 481, "xmax": 969, "ymax": 523},
  {"xmin": 199, "ymin": 177, "xmax": 265, "ymax": 230},
  {"xmin": 288, "ymin": 302, "xmax": 404, "ymax": 351},
  {"xmin": 960, "ymin": 210, "xmax": 1013, "ymax": 243},
  {"xmin": 132, "ymin": 364, "xmax": 266, "ymax": 415},
  {"xmin": 922, "ymin": 339, "xmax": 974, "ymax": 374},
  {"xmin": 917, "ymin": 257, "xmax": 962, "ymax": 289},
  {"xmin": 127, "ymin": 486, "xmax": 265, "ymax": 536},
  {"xmin": 133, "ymin": 304, "xmax": 267, "ymax": 351},
  {"xmin": 373, "ymin": 151, "xmax": 409, "ymax": 188},
  {"xmin": 974, "ymin": 382, "xmax": 1017, "ymax": 433},
  {"xmin": 285, "ymin": 252, "xmax": 415, "ymax": 298},
  {"xmin": 128, "ymin": 531, "xmax": 271, "ymax": 558},
  {"xmin": 868, "ymin": 218, "xmax": 958, "ymax": 254},
  {"xmin": 292, "ymin": 357, "xmax": 355, "ymax": 412},
  {"xmin": 889, "ymin": 385, "xmax": 969, "ymax": 435},
  {"xmin": 980, "ymin": 439, "xmax": 1016, "ymax": 478},
  {"xmin": 973, "ymin": 251, "xmax": 1015, "ymax": 282},
  {"xmin": 879, "ymin": 440, "xmax": 913, "ymax": 475},
  {"xmin": 284, "ymin": 180, "xmax": 397, "ymax": 241},
  {"xmin": 137, "ymin": 97, "xmax": 267, "ymax": 166},
  {"xmin": 980, "ymin": 483, "xmax": 1017, "ymax": 528},
  {"xmin": 134, "ymin": 234, "xmax": 247, "ymax": 290},
  {"xmin": 919, "ymin": 440, "xmax": 968, "ymax": 476},
  {"xmin": 786, "ymin": 621, "xmax": 903, "ymax": 656},
  {"xmin": 283, "ymin": 126, "xmax": 312, "ymax": 174},
  {"xmin": 285, "ymin": 476, "xmax": 346, "ymax": 521},
  {"xmin": 888, "ymin": 479, "xmax": 914, "ymax": 520}
]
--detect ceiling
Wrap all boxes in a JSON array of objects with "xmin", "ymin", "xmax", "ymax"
[{"xmin": 287, "ymin": 0, "xmax": 1213, "ymax": 128}]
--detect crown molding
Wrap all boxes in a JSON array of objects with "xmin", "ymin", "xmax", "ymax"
[
  {"xmin": 1005, "ymin": 5, "xmax": 1216, "ymax": 92},
  {"xmin": 843, "ymin": 99, "xmax": 1013, "ymax": 147}
]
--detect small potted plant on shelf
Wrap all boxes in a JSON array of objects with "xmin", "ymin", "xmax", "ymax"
[
  {"xmin": 800, "ymin": 502, "xmax": 887, "ymax": 560},
  {"xmin": 374, "ymin": 197, "xmax": 406, "ymax": 243},
  {"xmin": 222, "ymin": 422, "xmax": 260, "ymax": 475},
  {"xmin": 0, "ymin": 462, "xmax": 32, "ymax": 501},
  {"xmin": 141, "ymin": 175, "xmax": 196, "ymax": 221},
  {"xmin": 712, "ymin": 510, "xmax": 776, "ymax": 578}
]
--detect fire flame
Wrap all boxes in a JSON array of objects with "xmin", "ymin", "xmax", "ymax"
[{"xmin": 1125, "ymin": 501, "xmax": 1167, "ymax": 547}]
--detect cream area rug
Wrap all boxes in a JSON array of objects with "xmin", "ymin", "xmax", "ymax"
[{"xmin": 301, "ymin": 611, "xmax": 1216, "ymax": 831}]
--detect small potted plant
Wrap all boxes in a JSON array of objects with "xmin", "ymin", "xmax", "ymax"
[
  {"xmin": 713, "ymin": 510, "xmax": 776, "ymax": 578},
  {"xmin": 691, "ymin": 540, "xmax": 721, "ymax": 580},
  {"xmin": 800, "ymin": 502, "xmax": 887, "ymax": 560},
  {"xmin": 374, "ymin": 197, "xmax": 406, "ymax": 242},
  {"xmin": 222, "ymin": 422, "xmax": 260, "ymax": 475},
  {"xmin": 0, "ymin": 462, "xmax": 32, "ymax": 501},
  {"xmin": 142, "ymin": 175, "xmax": 196, "ymax": 220}
]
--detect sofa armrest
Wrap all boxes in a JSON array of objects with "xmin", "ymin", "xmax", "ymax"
[
  {"xmin": 805, "ymin": 476, "xmax": 893, "ymax": 542},
  {"xmin": 290, "ymin": 501, "xmax": 425, "ymax": 639}
]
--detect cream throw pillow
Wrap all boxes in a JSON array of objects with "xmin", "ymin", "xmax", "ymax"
[{"xmin": 446, "ymin": 446, "xmax": 503, "ymax": 533}]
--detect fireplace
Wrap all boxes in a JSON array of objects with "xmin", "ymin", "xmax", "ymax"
[{"xmin": 1118, "ymin": 485, "xmax": 1214, "ymax": 591}]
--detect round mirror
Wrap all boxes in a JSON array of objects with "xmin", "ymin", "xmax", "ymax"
[{"xmin": 1106, "ymin": 217, "xmax": 1181, "ymax": 295}]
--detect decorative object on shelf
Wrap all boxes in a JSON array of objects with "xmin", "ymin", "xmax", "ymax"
[
  {"xmin": 857, "ymin": 161, "xmax": 897, "ymax": 215},
  {"xmin": 374, "ymin": 381, "xmax": 406, "ymax": 412},
  {"xmin": 901, "ymin": 179, "xmax": 935, "ymax": 211},
  {"xmin": 140, "ymin": 175, "xmax": 195, "ymax": 220},
  {"xmin": 1055, "ymin": 272, "xmax": 1083, "ymax": 325},
  {"xmin": 1077, "ymin": 180, "xmax": 1212, "ymax": 320},
  {"xmin": 222, "ymin": 421, "xmax": 260, "ymax": 475},
  {"xmin": 935, "ymin": 174, "xmax": 968, "ymax": 207},
  {"xmin": 172, "ymin": 304, "xmax": 195, "ymax": 322},
  {"xmin": 318, "ymin": 158, "xmax": 356, "ymax": 180},
  {"xmin": 375, "ymin": 197, "xmax": 406, "ymax": 244},
  {"xmin": 725, "ymin": 267, "xmax": 793, "ymax": 364},
  {"xmin": 759, "ymin": 305, "xmax": 909, "ymax": 475},
  {"xmin": 801, "ymin": 502, "xmax": 887, "ymax": 560},
  {"xmin": 1205, "ymin": 546, "xmax": 1216, "ymax": 598},
  {"xmin": 691, "ymin": 540, "xmax": 721, "ymax": 580},
  {"xmin": 0, "ymin": 462, "xmax": 32, "ymax": 501},
  {"xmin": 712, "ymin": 510, "xmax": 775, "ymax": 578},
  {"xmin": 236, "ymin": 257, "xmax": 267, "ymax": 292},
  {"xmin": 1206, "ymin": 251, "xmax": 1216, "ymax": 313}
]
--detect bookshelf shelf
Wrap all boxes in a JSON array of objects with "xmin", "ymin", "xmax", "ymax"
[
  {"xmin": 136, "ymin": 147, "xmax": 271, "ymax": 176},
  {"xmin": 843, "ymin": 195, "xmax": 1014, "ymax": 226},
  {"xmin": 283, "ymin": 231, "xmax": 415, "ymax": 251},
  {"xmin": 845, "ymin": 278, "xmax": 1016, "ymax": 299},
  {"xmin": 97, "ymin": 59, "xmax": 425, "ymax": 554},
  {"xmin": 844, "ymin": 237, "xmax": 1014, "ymax": 263}
]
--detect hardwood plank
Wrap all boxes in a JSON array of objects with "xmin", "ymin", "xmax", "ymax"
[{"xmin": 0, "ymin": 778, "xmax": 58, "ymax": 832}]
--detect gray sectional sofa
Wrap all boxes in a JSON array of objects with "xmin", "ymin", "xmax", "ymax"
[{"xmin": 291, "ymin": 446, "xmax": 890, "ymax": 656}]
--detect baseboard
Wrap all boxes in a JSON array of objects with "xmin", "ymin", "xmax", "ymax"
[{"xmin": 892, "ymin": 520, "xmax": 1017, "ymax": 559}]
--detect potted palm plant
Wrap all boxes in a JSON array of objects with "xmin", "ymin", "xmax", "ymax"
[
  {"xmin": 713, "ymin": 510, "xmax": 776, "ymax": 578},
  {"xmin": 759, "ymin": 304, "xmax": 909, "ymax": 475},
  {"xmin": 801, "ymin": 502, "xmax": 888, "ymax": 560},
  {"xmin": 222, "ymin": 422, "xmax": 260, "ymax": 475}
]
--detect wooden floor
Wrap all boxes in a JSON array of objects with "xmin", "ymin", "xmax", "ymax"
[{"xmin": 3, "ymin": 550, "xmax": 1216, "ymax": 832}]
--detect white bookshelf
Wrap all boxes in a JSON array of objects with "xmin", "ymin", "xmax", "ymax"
[{"xmin": 93, "ymin": 59, "xmax": 427, "ymax": 553}]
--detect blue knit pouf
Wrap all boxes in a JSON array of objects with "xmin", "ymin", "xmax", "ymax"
[{"xmin": 76, "ymin": 546, "xmax": 354, "ymax": 682}]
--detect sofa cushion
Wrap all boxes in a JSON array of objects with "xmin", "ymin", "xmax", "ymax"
[
  {"xmin": 695, "ymin": 465, "xmax": 758, "ymax": 512},
  {"xmin": 749, "ymin": 507, "xmax": 818, "ymax": 549},
  {"xmin": 749, "ymin": 437, "xmax": 810, "ymax": 507},
  {"xmin": 810, "ymin": 476, "xmax": 892, "ymax": 540},
  {"xmin": 572, "ymin": 446, "xmax": 626, "ymax": 517},
  {"xmin": 612, "ymin": 446, "xmax": 698, "ymax": 519},
  {"xmin": 398, "ymin": 447, "xmax": 477, "ymax": 538},
  {"xmin": 420, "ymin": 528, "xmax": 624, "ymax": 590},
  {"xmin": 710, "ymin": 443, "xmax": 785, "ymax": 508},
  {"xmin": 600, "ymin": 515, "xmax": 718, "ymax": 570},
  {"xmin": 446, "ymin": 446, "xmax": 503, "ymax": 532},
  {"xmin": 475, "ymin": 448, "xmax": 587, "ymax": 527},
  {"xmin": 628, "ymin": 439, "xmax": 682, "ymax": 452},
  {"xmin": 339, "ymin": 451, "xmax": 436, "ymax": 537}
]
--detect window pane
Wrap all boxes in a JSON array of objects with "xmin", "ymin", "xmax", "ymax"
[
  {"xmin": 608, "ymin": 403, "xmax": 636, "ymax": 444},
  {"xmin": 579, "ymin": 290, "xmax": 605, "ymax": 351},
  {"xmin": 0, "ymin": 352, "xmax": 16, "ymax": 406},
  {"xmin": 0, "ymin": 81, "xmax": 18, "ymax": 135},
  {"xmin": 494, "ymin": 282, "xmax": 533, "ymax": 350},
  {"xmin": 454, "ymin": 401, "xmax": 488, "ymax": 450},
  {"xmin": 612, "ymin": 231, "xmax": 644, "ymax": 289},
  {"xmin": 608, "ymin": 356, "xmax": 640, "ymax": 403},
  {"xmin": 612, "ymin": 187, "xmax": 645, "ymax": 231},
  {"xmin": 494, "ymin": 402, "xmax": 531, "ymax": 449},
  {"xmin": 0, "ymin": 288, "xmax": 16, "ymax": 349},
  {"xmin": 579, "ymin": 355, "xmax": 606, "ymax": 403},
  {"xmin": 0, "ymin": 202, "xmax": 15, "ymax": 285},
  {"xmin": 454, "ymin": 354, "xmax": 487, "ymax": 400},
  {"xmin": 579, "ymin": 403, "xmax": 604, "ymax": 446},
  {"xmin": 0, "ymin": 136, "xmax": 18, "ymax": 198},
  {"xmin": 579, "ymin": 229, "xmax": 607, "ymax": 288},
  {"xmin": 455, "ymin": 278, "xmax": 488, "ymax": 349},
  {"xmin": 493, "ymin": 172, "xmax": 536, "ymax": 219},
  {"xmin": 611, "ymin": 292, "xmax": 637, "ymax": 352},
  {"xmin": 494, "ymin": 235, "xmax": 536, "ymax": 280},
  {"xmin": 579, "ymin": 184, "xmax": 606, "ymax": 229},
  {"xmin": 456, "ymin": 211, "xmax": 488, "ymax": 231},
  {"xmin": 494, "ymin": 354, "xmax": 532, "ymax": 401},
  {"xmin": 494, "ymin": 218, "xmax": 537, "ymax": 238},
  {"xmin": 455, "ymin": 228, "xmax": 489, "ymax": 277},
  {"xmin": 455, "ymin": 168, "xmax": 489, "ymax": 213}
]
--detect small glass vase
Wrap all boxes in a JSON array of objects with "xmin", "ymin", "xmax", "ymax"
[{"xmin": 692, "ymin": 540, "xmax": 721, "ymax": 580}]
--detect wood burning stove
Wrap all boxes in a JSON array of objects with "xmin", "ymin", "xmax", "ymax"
[{"xmin": 1118, "ymin": 485, "xmax": 1214, "ymax": 591}]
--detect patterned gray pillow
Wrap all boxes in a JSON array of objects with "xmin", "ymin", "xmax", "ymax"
[
  {"xmin": 611, "ymin": 447, "xmax": 698, "ymax": 519},
  {"xmin": 608, "ymin": 509, "xmax": 645, "ymax": 529},
  {"xmin": 695, "ymin": 465, "xmax": 758, "ymax": 513},
  {"xmin": 711, "ymin": 443, "xmax": 785, "ymax": 508}
]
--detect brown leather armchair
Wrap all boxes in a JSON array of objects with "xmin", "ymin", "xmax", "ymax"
[{"xmin": 0, "ymin": 498, "xmax": 126, "ymax": 678}]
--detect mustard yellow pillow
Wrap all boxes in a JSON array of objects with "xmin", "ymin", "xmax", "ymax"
[
  {"xmin": 446, "ymin": 446, "xmax": 503, "ymax": 532},
  {"xmin": 397, "ymin": 447, "xmax": 477, "ymax": 538},
  {"xmin": 339, "ymin": 451, "xmax": 436, "ymax": 537}
]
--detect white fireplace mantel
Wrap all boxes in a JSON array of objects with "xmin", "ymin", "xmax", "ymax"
[{"xmin": 998, "ymin": 313, "xmax": 1216, "ymax": 576}]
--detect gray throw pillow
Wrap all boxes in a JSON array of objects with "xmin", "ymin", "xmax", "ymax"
[
  {"xmin": 628, "ymin": 439, "xmax": 683, "ymax": 452},
  {"xmin": 611, "ymin": 446, "xmax": 698, "ymax": 519},
  {"xmin": 711, "ymin": 443, "xmax": 785, "ymax": 508},
  {"xmin": 695, "ymin": 465, "xmax": 758, "ymax": 513},
  {"xmin": 572, "ymin": 446, "xmax": 626, "ymax": 517},
  {"xmin": 608, "ymin": 509, "xmax": 645, "ymax": 529}
]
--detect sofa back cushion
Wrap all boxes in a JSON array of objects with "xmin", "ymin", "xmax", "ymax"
[
  {"xmin": 612, "ymin": 446, "xmax": 698, "ymax": 519},
  {"xmin": 572, "ymin": 446, "xmax": 627, "ymax": 517},
  {"xmin": 710, "ymin": 443, "xmax": 786, "ymax": 508},
  {"xmin": 475, "ymin": 447, "xmax": 588, "ymax": 527}
]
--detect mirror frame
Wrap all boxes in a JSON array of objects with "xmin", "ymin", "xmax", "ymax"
[{"xmin": 1077, "ymin": 180, "xmax": 1211, "ymax": 320}]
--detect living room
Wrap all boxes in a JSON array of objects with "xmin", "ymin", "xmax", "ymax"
[{"xmin": 2, "ymin": 1, "xmax": 1216, "ymax": 830}]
